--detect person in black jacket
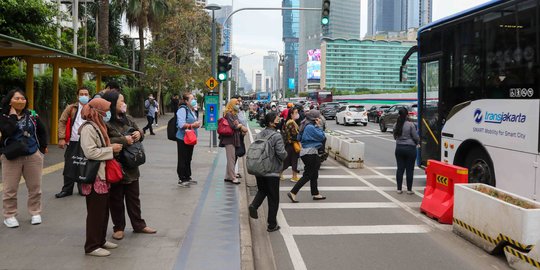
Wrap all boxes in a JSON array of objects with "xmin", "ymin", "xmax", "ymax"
[{"xmin": 0, "ymin": 89, "xmax": 48, "ymax": 228}]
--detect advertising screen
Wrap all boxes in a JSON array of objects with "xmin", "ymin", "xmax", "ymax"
[
  {"xmin": 307, "ymin": 49, "xmax": 321, "ymax": 61},
  {"xmin": 307, "ymin": 61, "xmax": 321, "ymax": 80},
  {"xmin": 288, "ymin": 78, "xmax": 295, "ymax": 90}
]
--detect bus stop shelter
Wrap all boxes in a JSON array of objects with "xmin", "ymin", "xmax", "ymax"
[{"xmin": 0, "ymin": 34, "xmax": 141, "ymax": 144}]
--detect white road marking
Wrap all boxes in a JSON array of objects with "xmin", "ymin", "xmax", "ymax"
[
  {"xmin": 280, "ymin": 202, "xmax": 400, "ymax": 209},
  {"xmin": 335, "ymin": 130, "xmax": 351, "ymax": 135},
  {"xmin": 289, "ymin": 225, "xmax": 431, "ymax": 235},
  {"xmin": 281, "ymin": 175, "xmax": 354, "ymax": 179},
  {"xmin": 372, "ymin": 135, "xmax": 396, "ymax": 142},
  {"xmin": 372, "ymin": 166, "xmax": 422, "ymax": 170},
  {"xmin": 276, "ymin": 209, "xmax": 307, "ymax": 270},
  {"xmin": 361, "ymin": 174, "xmax": 427, "ymax": 179},
  {"xmin": 280, "ymin": 186, "xmax": 424, "ymax": 192},
  {"xmin": 320, "ymin": 166, "xmax": 339, "ymax": 170}
]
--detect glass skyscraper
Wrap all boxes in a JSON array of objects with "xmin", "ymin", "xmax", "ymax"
[
  {"xmin": 367, "ymin": 0, "xmax": 432, "ymax": 36},
  {"xmin": 328, "ymin": 0, "xmax": 361, "ymax": 39},
  {"xmin": 282, "ymin": 0, "xmax": 299, "ymax": 92},
  {"xmin": 215, "ymin": 5, "xmax": 233, "ymax": 54}
]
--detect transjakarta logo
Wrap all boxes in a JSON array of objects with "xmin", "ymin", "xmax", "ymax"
[{"xmin": 473, "ymin": 108, "xmax": 527, "ymax": 124}]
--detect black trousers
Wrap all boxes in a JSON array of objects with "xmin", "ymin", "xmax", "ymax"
[
  {"xmin": 177, "ymin": 139, "xmax": 194, "ymax": 182},
  {"xmin": 143, "ymin": 116, "xmax": 154, "ymax": 134},
  {"xmin": 85, "ymin": 188, "xmax": 109, "ymax": 253},
  {"xmin": 109, "ymin": 181, "xmax": 147, "ymax": 232},
  {"xmin": 154, "ymin": 112, "xmax": 158, "ymax": 124},
  {"xmin": 395, "ymin": 144, "xmax": 417, "ymax": 191},
  {"xmin": 62, "ymin": 142, "xmax": 82, "ymax": 194},
  {"xmin": 251, "ymin": 176, "xmax": 280, "ymax": 228},
  {"xmin": 291, "ymin": 154, "xmax": 321, "ymax": 196},
  {"xmin": 282, "ymin": 144, "xmax": 299, "ymax": 173}
]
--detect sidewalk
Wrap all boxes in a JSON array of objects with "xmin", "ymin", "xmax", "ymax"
[{"xmin": 0, "ymin": 114, "xmax": 250, "ymax": 270}]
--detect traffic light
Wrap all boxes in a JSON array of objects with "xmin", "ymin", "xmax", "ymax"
[
  {"xmin": 321, "ymin": 0, "xmax": 330, "ymax": 25},
  {"xmin": 217, "ymin": 55, "xmax": 232, "ymax": 82}
]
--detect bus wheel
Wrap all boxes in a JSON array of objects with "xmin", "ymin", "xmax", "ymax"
[
  {"xmin": 379, "ymin": 120, "xmax": 387, "ymax": 132},
  {"xmin": 464, "ymin": 147, "xmax": 495, "ymax": 186}
]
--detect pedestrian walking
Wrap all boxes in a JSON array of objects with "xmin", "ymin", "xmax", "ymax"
[
  {"xmin": 79, "ymin": 98, "xmax": 123, "ymax": 257},
  {"xmin": 248, "ymin": 112, "xmax": 287, "ymax": 232},
  {"xmin": 55, "ymin": 87, "xmax": 90, "ymax": 198},
  {"xmin": 175, "ymin": 92, "xmax": 201, "ymax": 188},
  {"xmin": 393, "ymin": 107, "xmax": 419, "ymax": 194},
  {"xmin": 219, "ymin": 98, "xmax": 247, "ymax": 184},
  {"xmin": 287, "ymin": 110, "xmax": 326, "ymax": 203},
  {"xmin": 0, "ymin": 89, "xmax": 48, "ymax": 228},
  {"xmin": 281, "ymin": 107, "xmax": 301, "ymax": 182},
  {"xmin": 102, "ymin": 91, "xmax": 157, "ymax": 241},
  {"xmin": 142, "ymin": 94, "xmax": 157, "ymax": 135}
]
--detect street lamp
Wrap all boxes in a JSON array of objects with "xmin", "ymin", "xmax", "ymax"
[{"xmin": 205, "ymin": 3, "xmax": 221, "ymax": 147}]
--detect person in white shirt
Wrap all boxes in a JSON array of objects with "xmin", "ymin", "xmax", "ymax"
[{"xmin": 55, "ymin": 87, "xmax": 90, "ymax": 198}]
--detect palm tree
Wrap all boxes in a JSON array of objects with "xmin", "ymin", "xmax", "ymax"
[
  {"xmin": 117, "ymin": 0, "xmax": 168, "ymax": 73},
  {"xmin": 98, "ymin": 0, "xmax": 109, "ymax": 54}
]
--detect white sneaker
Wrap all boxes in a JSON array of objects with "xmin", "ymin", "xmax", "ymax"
[
  {"xmin": 86, "ymin": 248, "xmax": 111, "ymax": 257},
  {"xmin": 4, "ymin": 217, "xmax": 19, "ymax": 228},
  {"xmin": 31, "ymin": 215, "xmax": 42, "ymax": 225},
  {"xmin": 102, "ymin": 241, "xmax": 118, "ymax": 249}
]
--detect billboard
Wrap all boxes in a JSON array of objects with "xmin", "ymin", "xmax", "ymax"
[
  {"xmin": 307, "ymin": 61, "xmax": 321, "ymax": 80},
  {"xmin": 307, "ymin": 49, "xmax": 321, "ymax": 61},
  {"xmin": 288, "ymin": 78, "xmax": 295, "ymax": 90}
]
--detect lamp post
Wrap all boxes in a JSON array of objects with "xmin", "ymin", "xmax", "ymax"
[{"xmin": 205, "ymin": 3, "xmax": 221, "ymax": 147}]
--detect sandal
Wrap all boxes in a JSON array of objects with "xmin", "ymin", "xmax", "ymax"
[
  {"xmin": 313, "ymin": 195, "xmax": 326, "ymax": 200},
  {"xmin": 112, "ymin": 231, "xmax": 124, "ymax": 240}
]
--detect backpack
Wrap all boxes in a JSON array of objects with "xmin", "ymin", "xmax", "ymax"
[
  {"xmin": 217, "ymin": 117, "xmax": 234, "ymax": 136},
  {"xmin": 167, "ymin": 105, "xmax": 190, "ymax": 141},
  {"xmin": 246, "ymin": 132, "xmax": 278, "ymax": 176}
]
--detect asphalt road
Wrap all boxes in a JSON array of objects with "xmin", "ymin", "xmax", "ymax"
[{"xmin": 249, "ymin": 119, "xmax": 511, "ymax": 270}]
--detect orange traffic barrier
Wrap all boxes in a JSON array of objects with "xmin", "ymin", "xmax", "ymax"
[{"xmin": 420, "ymin": 160, "xmax": 468, "ymax": 224}]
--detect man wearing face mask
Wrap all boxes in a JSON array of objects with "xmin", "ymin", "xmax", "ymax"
[
  {"xmin": 56, "ymin": 87, "xmax": 91, "ymax": 198},
  {"xmin": 143, "ymin": 94, "xmax": 157, "ymax": 135}
]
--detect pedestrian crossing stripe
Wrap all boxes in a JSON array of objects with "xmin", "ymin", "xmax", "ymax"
[
  {"xmin": 453, "ymin": 218, "xmax": 534, "ymax": 252},
  {"xmin": 436, "ymin": 175, "xmax": 448, "ymax": 186},
  {"xmin": 504, "ymin": 245, "xmax": 540, "ymax": 269}
]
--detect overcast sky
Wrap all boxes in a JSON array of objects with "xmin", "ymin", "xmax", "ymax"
[{"xmin": 124, "ymin": 0, "xmax": 493, "ymax": 84}]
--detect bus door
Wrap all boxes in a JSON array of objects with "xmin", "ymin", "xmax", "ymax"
[{"xmin": 420, "ymin": 59, "xmax": 442, "ymax": 166}]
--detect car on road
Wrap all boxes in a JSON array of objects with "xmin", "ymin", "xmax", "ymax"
[
  {"xmin": 367, "ymin": 105, "xmax": 391, "ymax": 123},
  {"xmin": 335, "ymin": 105, "xmax": 368, "ymax": 126},
  {"xmin": 379, "ymin": 103, "xmax": 418, "ymax": 132},
  {"xmin": 320, "ymin": 102, "xmax": 340, "ymax": 119}
]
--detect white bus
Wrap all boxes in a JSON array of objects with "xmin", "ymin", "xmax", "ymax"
[{"xmin": 402, "ymin": 0, "xmax": 540, "ymax": 199}]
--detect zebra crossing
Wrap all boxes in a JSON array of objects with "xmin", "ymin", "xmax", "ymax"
[{"xmin": 253, "ymin": 128, "xmax": 384, "ymax": 136}]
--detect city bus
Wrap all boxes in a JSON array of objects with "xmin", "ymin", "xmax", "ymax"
[
  {"xmin": 402, "ymin": 0, "xmax": 540, "ymax": 199},
  {"xmin": 307, "ymin": 91, "xmax": 333, "ymax": 105}
]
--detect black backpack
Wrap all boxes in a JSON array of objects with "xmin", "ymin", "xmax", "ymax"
[{"xmin": 167, "ymin": 105, "xmax": 189, "ymax": 141}]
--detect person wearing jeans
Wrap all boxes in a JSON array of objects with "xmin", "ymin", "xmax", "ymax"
[
  {"xmin": 287, "ymin": 110, "xmax": 326, "ymax": 203},
  {"xmin": 142, "ymin": 94, "xmax": 157, "ymax": 135},
  {"xmin": 248, "ymin": 112, "xmax": 287, "ymax": 232},
  {"xmin": 176, "ymin": 92, "xmax": 201, "ymax": 188},
  {"xmin": 393, "ymin": 107, "xmax": 419, "ymax": 194}
]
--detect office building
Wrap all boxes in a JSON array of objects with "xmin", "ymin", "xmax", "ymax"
[
  {"xmin": 367, "ymin": 0, "xmax": 432, "ymax": 37},
  {"xmin": 255, "ymin": 72, "xmax": 263, "ymax": 92},
  {"xmin": 231, "ymin": 54, "xmax": 240, "ymax": 88},
  {"xmin": 238, "ymin": 69, "xmax": 251, "ymax": 92},
  {"xmin": 282, "ymin": 0, "xmax": 300, "ymax": 92},
  {"xmin": 215, "ymin": 5, "xmax": 233, "ymax": 54},
  {"xmin": 195, "ymin": 0, "xmax": 206, "ymax": 7},
  {"xmin": 321, "ymin": 39, "xmax": 417, "ymax": 91},
  {"xmin": 263, "ymin": 51, "xmax": 279, "ymax": 92},
  {"xmin": 328, "ymin": 0, "xmax": 361, "ymax": 39}
]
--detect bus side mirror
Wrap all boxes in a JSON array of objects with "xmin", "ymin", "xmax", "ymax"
[{"xmin": 400, "ymin": 65, "xmax": 408, "ymax": 82}]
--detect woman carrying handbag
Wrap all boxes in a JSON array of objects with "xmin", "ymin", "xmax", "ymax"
[
  {"xmin": 102, "ymin": 91, "xmax": 157, "ymax": 241},
  {"xmin": 176, "ymin": 92, "xmax": 201, "ymax": 188}
]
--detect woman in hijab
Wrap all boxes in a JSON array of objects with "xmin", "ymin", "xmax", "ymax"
[
  {"xmin": 287, "ymin": 110, "xmax": 326, "ymax": 203},
  {"xmin": 219, "ymin": 98, "xmax": 247, "ymax": 184},
  {"xmin": 79, "ymin": 98, "xmax": 123, "ymax": 257}
]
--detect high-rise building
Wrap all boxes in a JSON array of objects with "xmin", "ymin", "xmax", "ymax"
[
  {"xmin": 419, "ymin": 0, "xmax": 432, "ymax": 27},
  {"xmin": 238, "ymin": 69, "xmax": 251, "ymax": 92},
  {"xmin": 263, "ymin": 51, "xmax": 279, "ymax": 92},
  {"xmin": 215, "ymin": 5, "xmax": 233, "ymax": 54},
  {"xmin": 299, "ymin": 0, "xmax": 321, "ymax": 93},
  {"xmin": 328, "ymin": 0, "xmax": 361, "ymax": 39},
  {"xmin": 367, "ymin": 0, "xmax": 432, "ymax": 37},
  {"xmin": 282, "ymin": 0, "xmax": 300, "ymax": 93},
  {"xmin": 265, "ymin": 77, "xmax": 273, "ymax": 92},
  {"xmin": 255, "ymin": 72, "xmax": 263, "ymax": 92},
  {"xmin": 231, "ymin": 55, "xmax": 240, "ymax": 88},
  {"xmin": 195, "ymin": 0, "xmax": 207, "ymax": 7}
]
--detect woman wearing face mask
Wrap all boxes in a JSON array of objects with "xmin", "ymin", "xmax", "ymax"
[
  {"xmin": 248, "ymin": 112, "xmax": 287, "ymax": 232},
  {"xmin": 79, "ymin": 98, "xmax": 123, "ymax": 256},
  {"xmin": 56, "ymin": 87, "xmax": 91, "ymax": 198},
  {"xmin": 102, "ymin": 91, "xmax": 157, "ymax": 241},
  {"xmin": 176, "ymin": 92, "xmax": 201, "ymax": 188},
  {"xmin": 287, "ymin": 110, "xmax": 326, "ymax": 203},
  {"xmin": 219, "ymin": 98, "xmax": 247, "ymax": 184},
  {"xmin": 0, "ymin": 89, "xmax": 48, "ymax": 228},
  {"xmin": 281, "ymin": 107, "xmax": 301, "ymax": 182}
]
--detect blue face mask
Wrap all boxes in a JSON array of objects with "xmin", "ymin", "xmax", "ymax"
[
  {"xmin": 191, "ymin": 100, "xmax": 197, "ymax": 107},
  {"xmin": 79, "ymin": 96, "xmax": 89, "ymax": 105},
  {"xmin": 103, "ymin": 111, "xmax": 111, "ymax": 123}
]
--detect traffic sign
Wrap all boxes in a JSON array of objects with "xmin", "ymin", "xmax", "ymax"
[
  {"xmin": 206, "ymin": 77, "xmax": 219, "ymax": 90},
  {"xmin": 204, "ymin": 92, "xmax": 219, "ymax": 131}
]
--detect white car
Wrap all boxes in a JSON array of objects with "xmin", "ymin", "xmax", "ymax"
[{"xmin": 335, "ymin": 105, "xmax": 368, "ymax": 126}]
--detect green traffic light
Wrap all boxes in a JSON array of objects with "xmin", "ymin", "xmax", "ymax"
[
  {"xmin": 321, "ymin": 17, "xmax": 329, "ymax": 25},
  {"xmin": 218, "ymin": 73, "xmax": 227, "ymax": 81}
]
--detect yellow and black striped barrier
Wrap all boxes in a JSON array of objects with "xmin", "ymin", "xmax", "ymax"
[{"xmin": 504, "ymin": 246, "xmax": 540, "ymax": 269}]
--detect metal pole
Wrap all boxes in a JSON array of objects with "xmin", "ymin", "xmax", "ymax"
[
  {"xmin": 211, "ymin": 10, "xmax": 218, "ymax": 147},
  {"xmin": 219, "ymin": 82, "xmax": 224, "ymax": 121},
  {"xmin": 73, "ymin": 0, "xmax": 78, "ymax": 79},
  {"xmin": 223, "ymin": 7, "xmax": 321, "ymax": 26},
  {"xmin": 227, "ymin": 79, "xmax": 231, "ymax": 101}
]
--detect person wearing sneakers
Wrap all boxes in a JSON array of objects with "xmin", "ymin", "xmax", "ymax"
[
  {"xmin": 0, "ymin": 89, "xmax": 48, "ymax": 228},
  {"xmin": 393, "ymin": 107, "xmax": 419, "ymax": 195},
  {"xmin": 79, "ymin": 98, "xmax": 123, "ymax": 257},
  {"xmin": 287, "ymin": 110, "xmax": 326, "ymax": 203},
  {"xmin": 281, "ymin": 107, "xmax": 301, "ymax": 182},
  {"xmin": 102, "ymin": 91, "xmax": 157, "ymax": 241},
  {"xmin": 175, "ymin": 92, "xmax": 201, "ymax": 188},
  {"xmin": 248, "ymin": 112, "xmax": 287, "ymax": 232}
]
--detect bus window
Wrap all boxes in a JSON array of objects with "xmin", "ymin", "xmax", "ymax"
[{"xmin": 421, "ymin": 60, "xmax": 441, "ymax": 164}]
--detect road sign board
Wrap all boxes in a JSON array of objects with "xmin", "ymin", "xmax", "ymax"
[
  {"xmin": 204, "ymin": 92, "xmax": 219, "ymax": 131},
  {"xmin": 206, "ymin": 77, "xmax": 219, "ymax": 90}
]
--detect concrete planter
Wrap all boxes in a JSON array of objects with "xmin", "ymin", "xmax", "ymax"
[
  {"xmin": 328, "ymin": 135, "xmax": 344, "ymax": 159},
  {"xmin": 336, "ymin": 139, "xmax": 364, "ymax": 169},
  {"xmin": 453, "ymin": 184, "xmax": 540, "ymax": 269}
]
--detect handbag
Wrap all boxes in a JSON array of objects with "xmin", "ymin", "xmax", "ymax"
[
  {"xmin": 236, "ymin": 139, "xmax": 246, "ymax": 157},
  {"xmin": 105, "ymin": 159, "xmax": 124, "ymax": 184},
  {"xmin": 292, "ymin": 141, "xmax": 301, "ymax": 154},
  {"xmin": 217, "ymin": 117, "xmax": 234, "ymax": 136},
  {"xmin": 2, "ymin": 140, "xmax": 28, "ymax": 160},
  {"xmin": 120, "ymin": 141, "xmax": 146, "ymax": 168},
  {"xmin": 64, "ymin": 143, "xmax": 100, "ymax": 184},
  {"xmin": 184, "ymin": 128, "xmax": 197, "ymax": 145}
]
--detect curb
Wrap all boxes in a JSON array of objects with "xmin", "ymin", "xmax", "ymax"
[{"xmin": 239, "ymin": 155, "xmax": 255, "ymax": 270}]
